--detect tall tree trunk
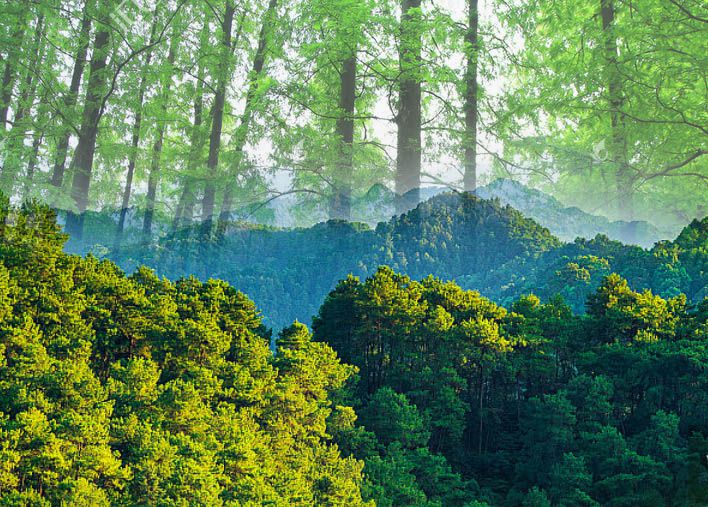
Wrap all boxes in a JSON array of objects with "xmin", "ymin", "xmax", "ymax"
[
  {"xmin": 114, "ymin": 13, "xmax": 160, "ymax": 249},
  {"xmin": 329, "ymin": 51, "xmax": 357, "ymax": 221},
  {"xmin": 200, "ymin": 0, "xmax": 235, "ymax": 238},
  {"xmin": 50, "ymin": 4, "xmax": 92, "ymax": 191},
  {"xmin": 600, "ymin": 0, "xmax": 631, "ymax": 225},
  {"xmin": 0, "ymin": 13, "xmax": 45, "ymax": 195},
  {"xmin": 173, "ymin": 70, "xmax": 206, "ymax": 232},
  {"xmin": 143, "ymin": 35, "xmax": 178, "ymax": 239},
  {"xmin": 0, "ymin": 5, "xmax": 28, "ymax": 129},
  {"xmin": 216, "ymin": 0, "xmax": 278, "ymax": 236},
  {"xmin": 463, "ymin": 0, "xmax": 479, "ymax": 193},
  {"xmin": 173, "ymin": 22, "xmax": 210, "ymax": 232},
  {"xmin": 141, "ymin": 126, "xmax": 165, "ymax": 239},
  {"xmin": 64, "ymin": 15, "xmax": 111, "ymax": 239},
  {"xmin": 0, "ymin": 54, "xmax": 18, "ymax": 130},
  {"xmin": 395, "ymin": 0, "xmax": 422, "ymax": 214},
  {"xmin": 23, "ymin": 129, "xmax": 42, "ymax": 199},
  {"xmin": 0, "ymin": 58, "xmax": 15, "ymax": 129},
  {"xmin": 22, "ymin": 86, "xmax": 51, "ymax": 200}
]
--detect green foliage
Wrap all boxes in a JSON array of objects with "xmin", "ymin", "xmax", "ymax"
[
  {"xmin": 314, "ymin": 262, "xmax": 707, "ymax": 506},
  {"xmin": 500, "ymin": 0, "xmax": 706, "ymax": 228},
  {"xmin": 360, "ymin": 388, "xmax": 430, "ymax": 449},
  {"xmin": 1, "ymin": 200, "xmax": 707, "ymax": 506},
  {"xmin": 89, "ymin": 194, "xmax": 706, "ymax": 331},
  {"xmin": 0, "ymin": 202, "xmax": 369, "ymax": 505}
]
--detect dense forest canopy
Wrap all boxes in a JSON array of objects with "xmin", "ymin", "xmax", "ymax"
[
  {"xmin": 0, "ymin": 0, "xmax": 706, "ymax": 505},
  {"xmin": 0, "ymin": 201, "xmax": 706, "ymax": 505},
  {"xmin": 0, "ymin": 201, "xmax": 371, "ymax": 505},
  {"xmin": 0, "ymin": 0, "xmax": 704, "ymax": 242},
  {"xmin": 70, "ymin": 191, "xmax": 706, "ymax": 330}
]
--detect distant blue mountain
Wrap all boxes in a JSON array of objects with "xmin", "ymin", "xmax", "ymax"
[
  {"xmin": 348, "ymin": 179, "xmax": 667, "ymax": 247},
  {"xmin": 474, "ymin": 179, "xmax": 666, "ymax": 248}
]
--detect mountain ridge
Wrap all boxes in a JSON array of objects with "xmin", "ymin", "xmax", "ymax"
[
  {"xmin": 475, "ymin": 179, "xmax": 670, "ymax": 247},
  {"xmin": 68, "ymin": 191, "xmax": 705, "ymax": 330}
]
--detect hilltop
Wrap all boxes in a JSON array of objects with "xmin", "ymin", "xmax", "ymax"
[
  {"xmin": 1, "ymin": 202, "xmax": 706, "ymax": 506},
  {"xmin": 224, "ymin": 179, "xmax": 670, "ymax": 248},
  {"xmin": 69, "ymin": 192, "xmax": 706, "ymax": 329},
  {"xmin": 475, "ymin": 179, "xmax": 669, "ymax": 247}
]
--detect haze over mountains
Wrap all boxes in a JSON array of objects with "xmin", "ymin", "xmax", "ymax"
[
  {"xmin": 65, "ymin": 189, "xmax": 707, "ymax": 330},
  {"xmin": 66, "ymin": 178, "xmax": 675, "ymax": 248},
  {"xmin": 3, "ymin": 199, "xmax": 706, "ymax": 506},
  {"xmin": 475, "ymin": 179, "xmax": 672, "ymax": 248},
  {"xmin": 222, "ymin": 179, "xmax": 672, "ymax": 248}
]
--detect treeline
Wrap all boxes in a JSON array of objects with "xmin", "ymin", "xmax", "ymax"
[
  {"xmin": 0, "ymin": 200, "xmax": 371, "ymax": 505},
  {"xmin": 90, "ymin": 192, "xmax": 706, "ymax": 329},
  {"xmin": 0, "ymin": 0, "xmax": 705, "ymax": 242},
  {"xmin": 0, "ymin": 201, "xmax": 706, "ymax": 505},
  {"xmin": 314, "ymin": 266, "xmax": 708, "ymax": 505}
]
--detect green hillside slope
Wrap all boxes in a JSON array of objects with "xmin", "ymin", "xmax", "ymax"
[{"xmin": 86, "ymin": 193, "xmax": 705, "ymax": 329}]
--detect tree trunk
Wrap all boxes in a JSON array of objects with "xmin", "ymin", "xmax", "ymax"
[
  {"xmin": 115, "ymin": 12, "xmax": 160, "ymax": 249},
  {"xmin": 23, "ymin": 129, "xmax": 42, "ymax": 199},
  {"xmin": 200, "ymin": 0, "xmax": 235, "ymax": 238},
  {"xmin": 142, "ymin": 127, "xmax": 165, "ymax": 239},
  {"xmin": 0, "ymin": 13, "xmax": 45, "ymax": 195},
  {"xmin": 173, "ymin": 22, "xmax": 209, "ymax": 232},
  {"xmin": 600, "ymin": 0, "xmax": 632, "ymax": 226},
  {"xmin": 216, "ymin": 0, "xmax": 278, "ymax": 236},
  {"xmin": 329, "ymin": 51, "xmax": 357, "ymax": 221},
  {"xmin": 463, "ymin": 0, "xmax": 479, "ymax": 193},
  {"xmin": 173, "ymin": 77, "xmax": 205, "ymax": 232},
  {"xmin": 0, "ymin": 58, "xmax": 15, "ymax": 129},
  {"xmin": 395, "ymin": 0, "xmax": 422, "ymax": 214},
  {"xmin": 173, "ymin": 184, "xmax": 192, "ymax": 231},
  {"xmin": 0, "ymin": 54, "xmax": 18, "ymax": 130},
  {"xmin": 143, "ymin": 35, "xmax": 178, "ymax": 239},
  {"xmin": 0, "ymin": 5, "xmax": 28, "ymax": 129},
  {"xmin": 64, "ymin": 18, "xmax": 111, "ymax": 239},
  {"xmin": 50, "ymin": 4, "xmax": 92, "ymax": 191}
]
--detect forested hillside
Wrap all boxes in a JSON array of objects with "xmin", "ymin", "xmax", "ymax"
[
  {"xmin": 77, "ymin": 192, "xmax": 707, "ymax": 329},
  {"xmin": 0, "ymin": 201, "xmax": 370, "ymax": 505},
  {"xmin": 0, "ymin": 0, "xmax": 705, "ymax": 503},
  {"xmin": 1, "ymin": 202, "xmax": 706, "ymax": 505},
  {"xmin": 477, "ymin": 218, "xmax": 708, "ymax": 313},
  {"xmin": 313, "ymin": 266, "xmax": 708, "ymax": 506}
]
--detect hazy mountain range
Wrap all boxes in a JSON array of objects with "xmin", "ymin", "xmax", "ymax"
[
  {"xmin": 254, "ymin": 179, "xmax": 670, "ymax": 248},
  {"xmin": 69, "ymin": 191, "xmax": 706, "ymax": 330}
]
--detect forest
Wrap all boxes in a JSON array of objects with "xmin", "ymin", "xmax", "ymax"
[
  {"xmin": 68, "ymin": 190, "xmax": 705, "ymax": 330},
  {"xmin": 0, "ymin": 0, "xmax": 704, "ymax": 236},
  {"xmin": 0, "ymin": 0, "xmax": 706, "ymax": 505},
  {"xmin": 0, "ymin": 198, "xmax": 706, "ymax": 505}
]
